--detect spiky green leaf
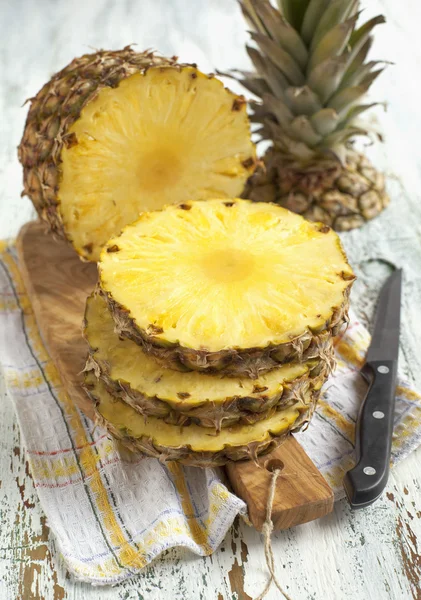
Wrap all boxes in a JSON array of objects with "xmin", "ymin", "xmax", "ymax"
[
  {"xmin": 301, "ymin": 0, "xmax": 330, "ymax": 45},
  {"xmin": 284, "ymin": 86, "xmax": 322, "ymax": 115},
  {"xmin": 310, "ymin": 0, "xmax": 358, "ymax": 52},
  {"xmin": 261, "ymin": 93, "xmax": 294, "ymax": 127},
  {"xmin": 238, "ymin": 75, "xmax": 271, "ymax": 97},
  {"xmin": 322, "ymin": 125, "xmax": 370, "ymax": 147},
  {"xmin": 360, "ymin": 68, "xmax": 385, "ymax": 89},
  {"xmin": 253, "ymin": 0, "xmax": 308, "ymax": 68},
  {"xmin": 307, "ymin": 14, "xmax": 358, "ymax": 72},
  {"xmin": 308, "ymin": 55, "xmax": 349, "ymax": 103},
  {"xmin": 349, "ymin": 15, "xmax": 386, "ymax": 53},
  {"xmin": 273, "ymin": 132, "xmax": 317, "ymax": 161},
  {"xmin": 277, "ymin": 0, "xmax": 310, "ymax": 31},
  {"xmin": 240, "ymin": 0, "xmax": 266, "ymax": 34},
  {"xmin": 343, "ymin": 60, "xmax": 384, "ymax": 88},
  {"xmin": 328, "ymin": 143, "xmax": 348, "ymax": 164},
  {"xmin": 328, "ymin": 84, "xmax": 369, "ymax": 117},
  {"xmin": 339, "ymin": 102, "xmax": 378, "ymax": 127},
  {"xmin": 250, "ymin": 31, "xmax": 305, "ymax": 85},
  {"xmin": 289, "ymin": 116, "xmax": 322, "ymax": 146},
  {"xmin": 341, "ymin": 37, "xmax": 373, "ymax": 87},
  {"xmin": 343, "ymin": 15, "xmax": 386, "ymax": 77},
  {"xmin": 246, "ymin": 46, "xmax": 289, "ymax": 97},
  {"xmin": 310, "ymin": 108, "xmax": 340, "ymax": 135}
]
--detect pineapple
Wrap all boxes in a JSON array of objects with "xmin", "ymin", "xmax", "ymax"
[
  {"xmin": 230, "ymin": 0, "xmax": 389, "ymax": 230},
  {"xmin": 99, "ymin": 199, "xmax": 354, "ymax": 375},
  {"xmin": 84, "ymin": 371, "xmax": 321, "ymax": 466},
  {"xmin": 18, "ymin": 48, "xmax": 256, "ymax": 261},
  {"xmin": 84, "ymin": 291, "xmax": 332, "ymax": 430}
]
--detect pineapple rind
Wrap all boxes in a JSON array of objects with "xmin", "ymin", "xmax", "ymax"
[
  {"xmin": 84, "ymin": 372, "xmax": 320, "ymax": 466},
  {"xmin": 246, "ymin": 149, "xmax": 390, "ymax": 231},
  {"xmin": 18, "ymin": 48, "xmax": 256, "ymax": 261},
  {"xmin": 84, "ymin": 291, "xmax": 332, "ymax": 428},
  {"xmin": 99, "ymin": 199, "xmax": 354, "ymax": 375}
]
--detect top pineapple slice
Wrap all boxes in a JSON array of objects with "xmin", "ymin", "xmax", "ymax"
[
  {"xmin": 18, "ymin": 48, "xmax": 256, "ymax": 261},
  {"xmin": 99, "ymin": 198, "xmax": 354, "ymax": 375}
]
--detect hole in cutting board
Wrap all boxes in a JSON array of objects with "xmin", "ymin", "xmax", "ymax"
[{"xmin": 264, "ymin": 458, "xmax": 284, "ymax": 473}]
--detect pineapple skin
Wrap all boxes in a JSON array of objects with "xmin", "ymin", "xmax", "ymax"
[
  {"xmin": 105, "ymin": 287, "xmax": 341, "ymax": 376},
  {"xmin": 246, "ymin": 149, "xmax": 390, "ymax": 231},
  {"xmin": 84, "ymin": 291, "xmax": 333, "ymax": 429},
  {"xmin": 86, "ymin": 353, "xmax": 331, "ymax": 430},
  {"xmin": 18, "ymin": 48, "xmax": 177, "ymax": 245},
  {"xmin": 84, "ymin": 372, "xmax": 321, "ymax": 466},
  {"xmin": 101, "ymin": 365, "xmax": 327, "ymax": 430}
]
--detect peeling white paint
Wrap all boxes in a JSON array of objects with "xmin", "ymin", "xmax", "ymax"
[{"xmin": 1, "ymin": 1, "xmax": 421, "ymax": 599}]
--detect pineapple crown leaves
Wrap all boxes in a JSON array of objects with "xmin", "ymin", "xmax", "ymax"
[{"xmin": 233, "ymin": 0, "xmax": 387, "ymax": 167}]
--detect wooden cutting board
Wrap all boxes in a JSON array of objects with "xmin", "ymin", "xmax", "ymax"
[{"xmin": 16, "ymin": 221, "xmax": 334, "ymax": 531}]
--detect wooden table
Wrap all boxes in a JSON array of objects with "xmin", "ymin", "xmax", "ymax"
[{"xmin": 1, "ymin": 1, "xmax": 420, "ymax": 598}]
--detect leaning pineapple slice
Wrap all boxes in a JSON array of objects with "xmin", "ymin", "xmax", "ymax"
[
  {"xmin": 99, "ymin": 199, "xmax": 355, "ymax": 376},
  {"xmin": 18, "ymin": 48, "xmax": 256, "ymax": 261},
  {"xmin": 84, "ymin": 292, "xmax": 332, "ymax": 429},
  {"xmin": 84, "ymin": 372, "xmax": 320, "ymax": 466}
]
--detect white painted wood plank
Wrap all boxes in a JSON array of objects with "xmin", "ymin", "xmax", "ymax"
[{"xmin": 1, "ymin": 1, "xmax": 421, "ymax": 599}]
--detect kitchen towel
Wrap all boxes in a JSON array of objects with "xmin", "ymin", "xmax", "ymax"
[{"xmin": 1, "ymin": 239, "xmax": 421, "ymax": 585}]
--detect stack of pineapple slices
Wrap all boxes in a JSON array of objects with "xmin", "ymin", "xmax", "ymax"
[{"xmin": 83, "ymin": 199, "xmax": 355, "ymax": 467}]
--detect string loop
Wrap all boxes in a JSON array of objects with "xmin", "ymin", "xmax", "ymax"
[{"xmin": 253, "ymin": 469, "xmax": 293, "ymax": 600}]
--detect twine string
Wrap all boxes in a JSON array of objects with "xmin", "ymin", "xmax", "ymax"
[{"xmin": 253, "ymin": 468, "xmax": 293, "ymax": 600}]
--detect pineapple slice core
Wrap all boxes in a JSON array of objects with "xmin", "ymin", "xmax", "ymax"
[
  {"xmin": 137, "ymin": 145, "xmax": 183, "ymax": 193},
  {"xmin": 201, "ymin": 249, "xmax": 256, "ymax": 283},
  {"xmin": 58, "ymin": 67, "xmax": 255, "ymax": 260},
  {"xmin": 100, "ymin": 199, "xmax": 354, "ymax": 352}
]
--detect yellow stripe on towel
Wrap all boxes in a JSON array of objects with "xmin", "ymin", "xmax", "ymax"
[{"xmin": 3, "ymin": 248, "xmax": 147, "ymax": 574}]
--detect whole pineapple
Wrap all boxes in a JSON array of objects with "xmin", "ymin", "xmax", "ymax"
[
  {"xmin": 231, "ymin": 0, "xmax": 389, "ymax": 231},
  {"xmin": 18, "ymin": 47, "xmax": 256, "ymax": 261}
]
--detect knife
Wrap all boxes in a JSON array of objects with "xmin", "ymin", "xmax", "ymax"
[{"xmin": 343, "ymin": 268, "xmax": 402, "ymax": 509}]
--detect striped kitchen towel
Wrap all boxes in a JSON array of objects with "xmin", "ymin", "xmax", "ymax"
[{"xmin": 1, "ymin": 239, "xmax": 421, "ymax": 585}]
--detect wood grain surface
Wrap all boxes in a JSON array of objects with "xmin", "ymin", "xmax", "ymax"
[
  {"xmin": 227, "ymin": 437, "xmax": 333, "ymax": 531},
  {"xmin": 16, "ymin": 222, "xmax": 97, "ymax": 419},
  {"xmin": 1, "ymin": 0, "xmax": 421, "ymax": 599},
  {"xmin": 16, "ymin": 220, "xmax": 334, "ymax": 534}
]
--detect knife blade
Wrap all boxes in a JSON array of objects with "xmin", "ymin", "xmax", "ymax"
[{"xmin": 343, "ymin": 268, "xmax": 402, "ymax": 509}]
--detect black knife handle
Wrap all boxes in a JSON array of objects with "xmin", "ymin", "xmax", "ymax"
[{"xmin": 343, "ymin": 359, "xmax": 398, "ymax": 509}]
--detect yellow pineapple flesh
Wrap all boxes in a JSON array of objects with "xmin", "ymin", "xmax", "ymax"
[{"xmin": 99, "ymin": 199, "xmax": 354, "ymax": 375}]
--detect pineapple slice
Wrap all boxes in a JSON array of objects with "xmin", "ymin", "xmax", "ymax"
[
  {"xmin": 84, "ymin": 292, "xmax": 331, "ymax": 429},
  {"xmin": 84, "ymin": 372, "xmax": 318, "ymax": 466},
  {"xmin": 18, "ymin": 49, "xmax": 256, "ymax": 261},
  {"xmin": 99, "ymin": 199, "xmax": 354, "ymax": 375}
]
